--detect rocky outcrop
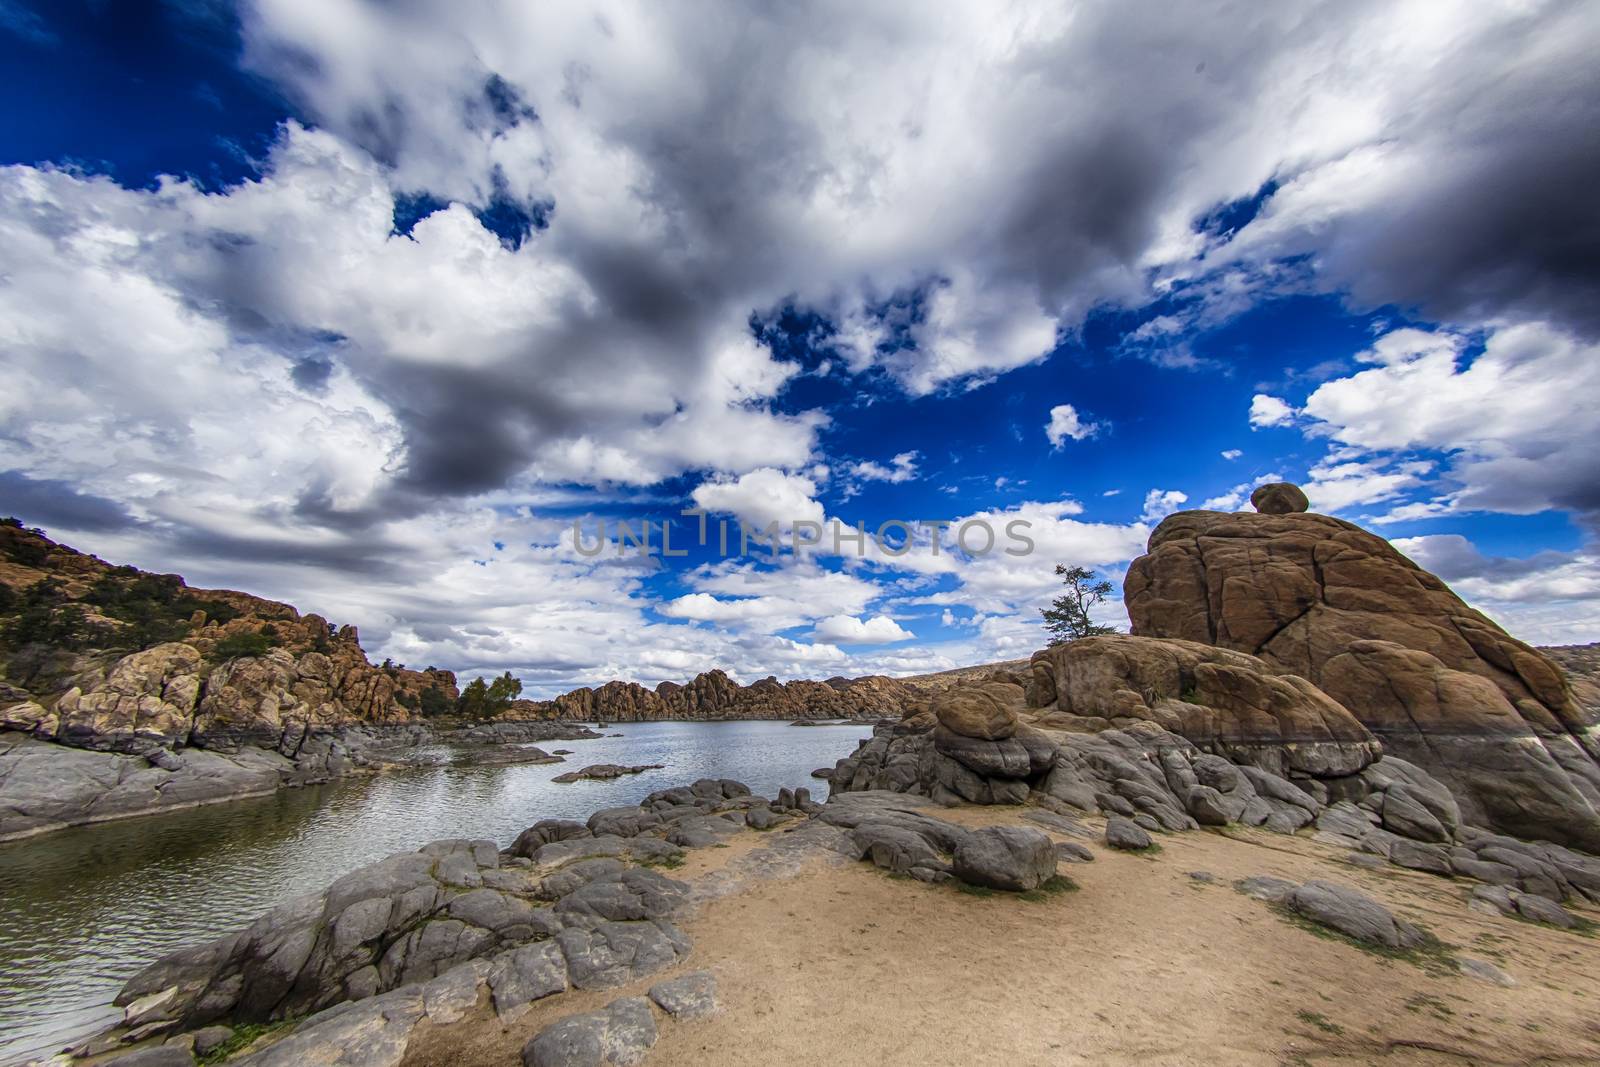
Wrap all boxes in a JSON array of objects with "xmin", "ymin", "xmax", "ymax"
[
  {"xmin": 1123, "ymin": 497, "xmax": 1600, "ymax": 849},
  {"xmin": 1026, "ymin": 635, "xmax": 1380, "ymax": 778},
  {"xmin": 530, "ymin": 669, "xmax": 920, "ymax": 723}
]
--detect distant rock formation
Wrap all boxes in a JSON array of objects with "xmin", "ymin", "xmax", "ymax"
[
  {"xmin": 1124, "ymin": 491, "xmax": 1600, "ymax": 849},
  {"xmin": 525, "ymin": 669, "xmax": 919, "ymax": 723}
]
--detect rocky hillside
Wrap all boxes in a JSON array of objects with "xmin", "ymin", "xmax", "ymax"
[
  {"xmin": 521, "ymin": 669, "xmax": 923, "ymax": 722},
  {"xmin": 832, "ymin": 481, "xmax": 1600, "ymax": 853},
  {"xmin": 0, "ymin": 518, "xmax": 459, "ymax": 752}
]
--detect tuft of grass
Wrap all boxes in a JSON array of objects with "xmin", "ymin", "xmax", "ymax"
[
  {"xmin": 1295, "ymin": 1010, "xmax": 1344, "ymax": 1035},
  {"xmin": 1020, "ymin": 875, "xmax": 1080, "ymax": 902},
  {"xmin": 197, "ymin": 1018, "xmax": 299, "ymax": 1065},
  {"xmin": 640, "ymin": 852, "xmax": 685, "ymax": 869},
  {"xmin": 1268, "ymin": 902, "xmax": 1458, "ymax": 974},
  {"xmin": 954, "ymin": 880, "xmax": 996, "ymax": 898}
]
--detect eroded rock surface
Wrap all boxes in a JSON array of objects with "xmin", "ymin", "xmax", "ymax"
[{"xmin": 1124, "ymin": 502, "xmax": 1600, "ymax": 848}]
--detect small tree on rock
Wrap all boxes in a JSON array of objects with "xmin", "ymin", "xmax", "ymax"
[{"xmin": 1041, "ymin": 564, "xmax": 1118, "ymax": 644}]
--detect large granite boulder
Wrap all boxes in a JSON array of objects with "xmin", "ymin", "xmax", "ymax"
[
  {"xmin": 1124, "ymin": 496, "xmax": 1600, "ymax": 850},
  {"xmin": 1027, "ymin": 635, "xmax": 1379, "ymax": 778},
  {"xmin": 52, "ymin": 643, "xmax": 204, "ymax": 751}
]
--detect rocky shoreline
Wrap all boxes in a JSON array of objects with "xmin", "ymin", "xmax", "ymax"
[{"xmin": 0, "ymin": 720, "xmax": 599, "ymax": 843}]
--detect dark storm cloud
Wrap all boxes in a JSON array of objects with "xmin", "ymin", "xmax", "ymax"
[
  {"xmin": 1234, "ymin": 0, "xmax": 1600, "ymax": 339},
  {"xmin": 0, "ymin": 470, "xmax": 138, "ymax": 533}
]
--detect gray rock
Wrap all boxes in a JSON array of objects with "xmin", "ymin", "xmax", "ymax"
[
  {"xmin": 229, "ymin": 985, "xmax": 426, "ymax": 1067},
  {"xmin": 189, "ymin": 1026, "xmax": 235, "ymax": 1057},
  {"xmin": 420, "ymin": 960, "xmax": 487, "ymax": 1025},
  {"xmin": 1233, "ymin": 875, "xmax": 1297, "ymax": 902},
  {"xmin": 1468, "ymin": 884, "xmax": 1518, "ymax": 918},
  {"xmin": 553, "ymin": 868, "xmax": 690, "ymax": 927},
  {"xmin": 105, "ymin": 1048, "xmax": 195, "ymax": 1067},
  {"xmin": 951, "ymin": 826, "xmax": 1057, "ymax": 891},
  {"xmin": 1287, "ymin": 881, "xmax": 1427, "ymax": 949},
  {"xmin": 1342, "ymin": 852, "xmax": 1387, "ymax": 870},
  {"xmin": 1514, "ymin": 893, "xmax": 1578, "ymax": 928},
  {"xmin": 512, "ymin": 820, "xmax": 593, "ymax": 858},
  {"xmin": 850, "ymin": 821, "xmax": 945, "ymax": 876},
  {"xmin": 539, "ymin": 859, "xmax": 628, "ymax": 901},
  {"xmin": 1055, "ymin": 841, "xmax": 1095, "ymax": 863},
  {"xmin": 1104, "ymin": 815, "xmax": 1153, "ymax": 851},
  {"xmin": 556, "ymin": 920, "xmax": 692, "ymax": 990},
  {"xmin": 1131, "ymin": 813, "xmax": 1163, "ymax": 834},
  {"xmin": 1315, "ymin": 801, "xmax": 1372, "ymax": 840},
  {"xmin": 1187, "ymin": 870, "xmax": 1216, "ymax": 883},
  {"xmin": 1450, "ymin": 856, "xmax": 1521, "ymax": 886},
  {"xmin": 523, "ymin": 996, "xmax": 658, "ymax": 1067},
  {"xmin": 647, "ymin": 970, "xmax": 717, "ymax": 1020},
  {"xmin": 1184, "ymin": 785, "xmax": 1235, "ymax": 826},
  {"xmin": 1388, "ymin": 840, "xmax": 1452, "ymax": 875},
  {"xmin": 1457, "ymin": 957, "xmax": 1516, "ymax": 986},
  {"xmin": 488, "ymin": 942, "xmax": 568, "ymax": 1022},
  {"xmin": 1381, "ymin": 785, "xmax": 1450, "ymax": 844}
]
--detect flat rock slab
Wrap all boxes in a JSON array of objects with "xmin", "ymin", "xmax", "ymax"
[
  {"xmin": 648, "ymin": 970, "xmax": 718, "ymax": 1020},
  {"xmin": 523, "ymin": 996, "xmax": 658, "ymax": 1067}
]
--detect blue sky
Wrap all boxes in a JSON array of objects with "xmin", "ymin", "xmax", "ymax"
[{"xmin": 1, "ymin": 1, "xmax": 1596, "ymax": 693}]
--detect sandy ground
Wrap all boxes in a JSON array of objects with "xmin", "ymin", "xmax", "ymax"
[{"xmin": 404, "ymin": 809, "xmax": 1600, "ymax": 1067}]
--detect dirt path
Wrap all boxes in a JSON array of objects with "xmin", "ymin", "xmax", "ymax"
[{"xmin": 405, "ymin": 810, "xmax": 1600, "ymax": 1066}]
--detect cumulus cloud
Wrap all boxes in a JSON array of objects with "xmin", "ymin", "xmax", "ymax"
[
  {"xmin": 1045, "ymin": 404, "xmax": 1100, "ymax": 448},
  {"xmin": 848, "ymin": 451, "xmax": 919, "ymax": 484},
  {"xmin": 690, "ymin": 468, "xmax": 826, "ymax": 531},
  {"xmin": 1248, "ymin": 394, "xmax": 1296, "ymax": 428},
  {"xmin": 4, "ymin": 0, "xmax": 1597, "ymax": 684},
  {"xmin": 813, "ymin": 614, "xmax": 915, "ymax": 644},
  {"xmin": 1298, "ymin": 323, "xmax": 1600, "ymax": 527},
  {"xmin": 1220, "ymin": 449, "xmax": 1242, "ymax": 460},
  {"xmin": 1140, "ymin": 490, "xmax": 1189, "ymax": 523},
  {"xmin": 1393, "ymin": 534, "xmax": 1600, "ymax": 644}
]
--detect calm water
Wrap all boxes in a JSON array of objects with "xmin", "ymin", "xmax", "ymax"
[{"xmin": 0, "ymin": 720, "xmax": 869, "ymax": 1065}]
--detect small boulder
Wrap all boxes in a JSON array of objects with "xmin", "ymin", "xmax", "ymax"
[
  {"xmin": 647, "ymin": 970, "xmax": 717, "ymax": 1020},
  {"xmin": 952, "ymin": 826, "xmax": 1057, "ymax": 891},
  {"xmin": 1250, "ymin": 482, "xmax": 1310, "ymax": 514},
  {"xmin": 1055, "ymin": 842, "xmax": 1095, "ymax": 863},
  {"xmin": 1287, "ymin": 881, "xmax": 1427, "ymax": 949},
  {"xmin": 1104, "ymin": 815, "xmax": 1153, "ymax": 851},
  {"xmin": 1514, "ymin": 893, "xmax": 1578, "ymax": 929}
]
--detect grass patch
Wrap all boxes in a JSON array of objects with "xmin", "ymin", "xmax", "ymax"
[
  {"xmin": 640, "ymin": 853, "xmax": 685, "ymax": 869},
  {"xmin": 1404, "ymin": 993, "xmax": 1454, "ymax": 1021},
  {"xmin": 197, "ymin": 1018, "xmax": 298, "ymax": 1065},
  {"xmin": 1019, "ymin": 875, "xmax": 1080, "ymax": 902},
  {"xmin": 1295, "ymin": 1010, "xmax": 1344, "ymax": 1036},
  {"xmin": 954, "ymin": 881, "xmax": 996, "ymax": 898},
  {"xmin": 1268, "ymin": 902, "xmax": 1459, "ymax": 974}
]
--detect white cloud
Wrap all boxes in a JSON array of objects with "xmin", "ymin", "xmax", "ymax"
[
  {"xmin": 1298, "ymin": 323, "xmax": 1600, "ymax": 524},
  {"xmin": 1201, "ymin": 473, "xmax": 1282, "ymax": 512},
  {"xmin": 813, "ymin": 614, "xmax": 915, "ymax": 644},
  {"xmin": 1393, "ymin": 534, "xmax": 1600, "ymax": 645},
  {"xmin": 1220, "ymin": 448, "xmax": 1243, "ymax": 460},
  {"xmin": 1248, "ymin": 394, "xmax": 1296, "ymax": 428},
  {"xmin": 1045, "ymin": 403, "xmax": 1100, "ymax": 448},
  {"xmin": 1140, "ymin": 489, "xmax": 1189, "ymax": 523},
  {"xmin": 690, "ymin": 468, "xmax": 826, "ymax": 531},
  {"xmin": 848, "ymin": 451, "xmax": 919, "ymax": 484}
]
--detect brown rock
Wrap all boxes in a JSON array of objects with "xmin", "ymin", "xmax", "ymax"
[
  {"xmin": 1029, "ymin": 635, "xmax": 1379, "ymax": 777},
  {"xmin": 1125, "ymin": 508, "xmax": 1600, "ymax": 848},
  {"xmin": 1250, "ymin": 482, "xmax": 1310, "ymax": 514},
  {"xmin": 932, "ymin": 681, "xmax": 1024, "ymax": 740}
]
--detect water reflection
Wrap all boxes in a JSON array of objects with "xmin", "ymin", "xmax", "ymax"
[{"xmin": 0, "ymin": 720, "xmax": 868, "ymax": 1065}]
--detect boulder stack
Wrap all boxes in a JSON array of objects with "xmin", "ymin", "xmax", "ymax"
[{"xmin": 1123, "ymin": 487, "xmax": 1600, "ymax": 849}]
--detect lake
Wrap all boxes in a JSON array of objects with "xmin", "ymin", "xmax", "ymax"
[{"xmin": 0, "ymin": 720, "xmax": 870, "ymax": 1065}]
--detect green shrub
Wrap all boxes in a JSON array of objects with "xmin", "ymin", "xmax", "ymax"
[{"xmin": 213, "ymin": 629, "xmax": 278, "ymax": 660}]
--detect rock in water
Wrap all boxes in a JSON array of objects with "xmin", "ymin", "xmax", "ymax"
[
  {"xmin": 1124, "ymin": 492, "xmax": 1600, "ymax": 849},
  {"xmin": 951, "ymin": 826, "xmax": 1057, "ymax": 891}
]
